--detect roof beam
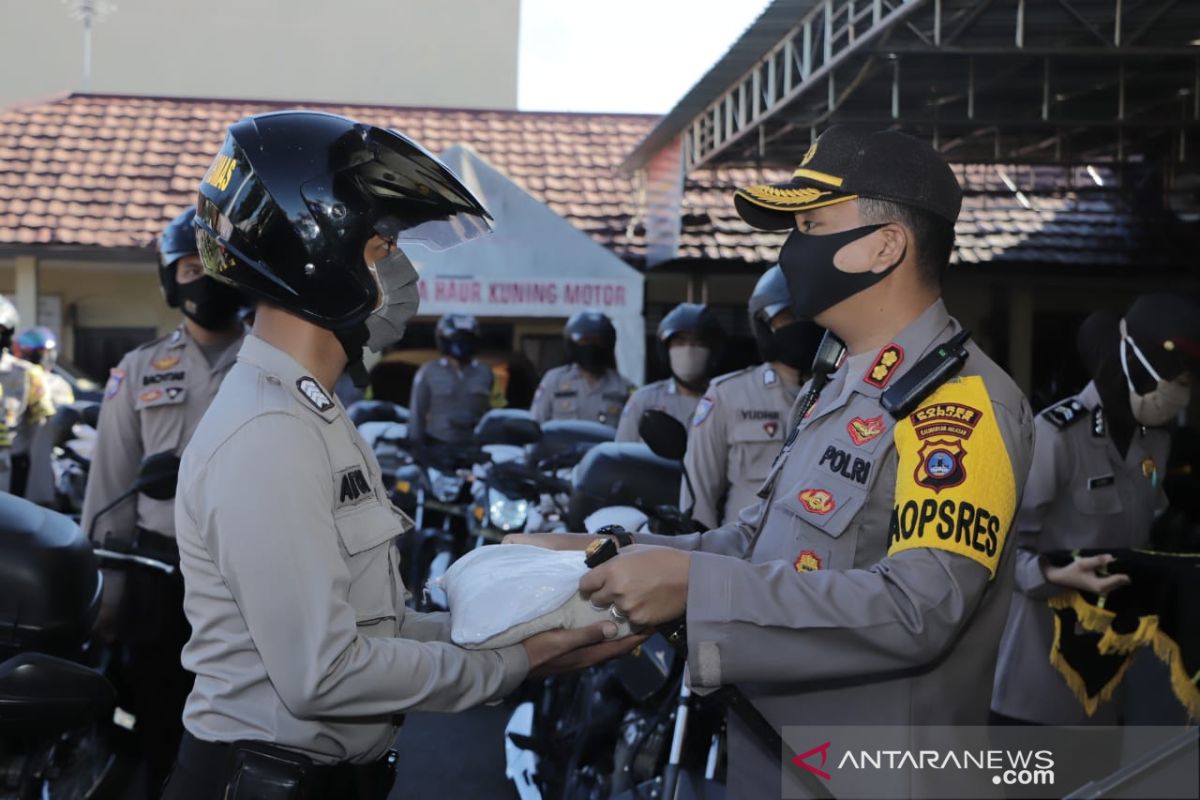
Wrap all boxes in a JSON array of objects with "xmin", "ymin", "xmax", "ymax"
[
  {"xmin": 1054, "ymin": 0, "xmax": 1112, "ymax": 47},
  {"xmin": 874, "ymin": 45, "xmax": 1200, "ymax": 56},
  {"xmin": 680, "ymin": 0, "xmax": 929, "ymax": 172}
]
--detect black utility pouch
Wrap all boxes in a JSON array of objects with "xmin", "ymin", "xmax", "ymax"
[{"xmin": 226, "ymin": 745, "xmax": 313, "ymax": 800}]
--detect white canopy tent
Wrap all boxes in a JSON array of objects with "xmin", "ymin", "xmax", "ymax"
[{"xmin": 404, "ymin": 144, "xmax": 646, "ymax": 384}]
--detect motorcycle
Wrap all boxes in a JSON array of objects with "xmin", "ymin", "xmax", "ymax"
[
  {"xmin": 505, "ymin": 411, "xmax": 725, "ymax": 800},
  {"xmin": 0, "ymin": 453, "xmax": 182, "ymax": 799}
]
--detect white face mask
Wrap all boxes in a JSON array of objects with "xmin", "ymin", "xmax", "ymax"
[
  {"xmin": 669, "ymin": 344, "xmax": 710, "ymax": 384},
  {"xmin": 363, "ymin": 249, "xmax": 421, "ymax": 353},
  {"xmin": 1119, "ymin": 319, "xmax": 1192, "ymax": 427}
]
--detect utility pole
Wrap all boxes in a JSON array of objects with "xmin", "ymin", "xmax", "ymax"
[{"xmin": 62, "ymin": 1, "xmax": 117, "ymax": 91}]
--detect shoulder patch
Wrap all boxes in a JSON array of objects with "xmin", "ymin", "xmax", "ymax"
[
  {"xmin": 888, "ymin": 374, "xmax": 1016, "ymax": 578},
  {"xmin": 104, "ymin": 368, "xmax": 125, "ymax": 400},
  {"xmin": 692, "ymin": 396, "xmax": 715, "ymax": 427},
  {"xmin": 297, "ymin": 377, "xmax": 335, "ymax": 413},
  {"xmin": 1043, "ymin": 398, "xmax": 1086, "ymax": 430},
  {"xmin": 763, "ymin": 367, "xmax": 778, "ymax": 386}
]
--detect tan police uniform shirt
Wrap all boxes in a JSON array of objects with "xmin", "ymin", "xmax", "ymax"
[
  {"xmin": 408, "ymin": 357, "xmax": 495, "ymax": 445},
  {"xmin": 680, "ymin": 363, "xmax": 799, "ymax": 529},
  {"xmin": 633, "ymin": 300, "xmax": 1034, "ymax": 799},
  {"xmin": 614, "ymin": 377, "xmax": 700, "ymax": 444},
  {"xmin": 0, "ymin": 351, "xmax": 54, "ymax": 492},
  {"xmin": 81, "ymin": 324, "xmax": 244, "ymax": 541},
  {"xmin": 176, "ymin": 335, "xmax": 528, "ymax": 765},
  {"xmin": 530, "ymin": 364, "xmax": 634, "ymax": 429},
  {"xmin": 22, "ymin": 365, "xmax": 75, "ymax": 506},
  {"xmin": 991, "ymin": 381, "xmax": 1170, "ymax": 725}
]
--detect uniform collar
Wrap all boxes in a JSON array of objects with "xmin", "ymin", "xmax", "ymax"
[
  {"xmin": 172, "ymin": 322, "xmax": 247, "ymax": 374},
  {"xmin": 237, "ymin": 335, "xmax": 341, "ymax": 423},
  {"xmin": 848, "ymin": 298, "xmax": 955, "ymax": 400},
  {"xmin": 1078, "ymin": 381, "xmax": 1103, "ymax": 411}
]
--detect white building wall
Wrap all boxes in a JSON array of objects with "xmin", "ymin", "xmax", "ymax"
[{"xmin": 0, "ymin": 0, "xmax": 520, "ymax": 109}]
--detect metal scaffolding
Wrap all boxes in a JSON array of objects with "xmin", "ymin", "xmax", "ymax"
[{"xmin": 627, "ymin": 0, "xmax": 1200, "ymax": 171}]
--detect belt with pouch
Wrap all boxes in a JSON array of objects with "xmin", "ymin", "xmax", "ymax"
[{"xmin": 174, "ymin": 732, "xmax": 399, "ymax": 799}]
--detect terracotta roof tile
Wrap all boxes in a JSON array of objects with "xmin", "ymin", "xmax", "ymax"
[{"xmin": 0, "ymin": 93, "xmax": 1189, "ymax": 270}]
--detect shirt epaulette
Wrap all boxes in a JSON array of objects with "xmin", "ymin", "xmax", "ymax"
[
  {"xmin": 132, "ymin": 332, "xmax": 174, "ymax": 354},
  {"xmin": 710, "ymin": 365, "xmax": 756, "ymax": 388},
  {"xmin": 1042, "ymin": 398, "xmax": 1087, "ymax": 430}
]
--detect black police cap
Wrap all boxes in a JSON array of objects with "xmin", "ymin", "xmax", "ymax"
[{"xmin": 734, "ymin": 125, "xmax": 963, "ymax": 231}]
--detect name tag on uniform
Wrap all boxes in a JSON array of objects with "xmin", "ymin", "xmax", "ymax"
[
  {"xmin": 554, "ymin": 391, "xmax": 578, "ymax": 398},
  {"xmin": 1088, "ymin": 474, "xmax": 1115, "ymax": 490}
]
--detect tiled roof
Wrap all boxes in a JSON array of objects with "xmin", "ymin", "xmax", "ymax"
[{"xmin": 0, "ymin": 93, "xmax": 1188, "ymax": 271}]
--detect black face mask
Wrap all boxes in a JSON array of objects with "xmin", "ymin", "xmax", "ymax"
[
  {"xmin": 778, "ymin": 225, "xmax": 898, "ymax": 320},
  {"xmin": 177, "ymin": 277, "xmax": 242, "ymax": 330},
  {"xmin": 770, "ymin": 320, "xmax": 825, "ymax": 371},
  {"xmin": 575, "ymin": 345, "xmax": 609, "ymax": 374}
]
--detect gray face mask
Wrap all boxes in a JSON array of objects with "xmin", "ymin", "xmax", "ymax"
[
  {"xmin": 1119, "ymin": 318, "xmax": 1192, "ymax": 427},
  {"xmin": 669, "ymin": 344, "xmax": 710, "ymax": 384},
  {"xmin": 363, "ymin": 249, "xmax": 421, "ymax": 353}
]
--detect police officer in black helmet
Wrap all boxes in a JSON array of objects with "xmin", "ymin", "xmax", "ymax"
[
  {"xmin": 531, "ymin": 309, "xmax": 635, "ymax": 428},
  {"xmin": 164, "ymin": 111, "xmax": 635, "ymax": 799},
  {"xmin": 408, "ymin": 313, "xmax": 494, "ymax": 445},
  {"xmin": 616, "ymin": 303, "xmax": 725, "ymax": 443}
]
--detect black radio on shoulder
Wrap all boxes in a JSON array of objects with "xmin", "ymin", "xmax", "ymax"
[{"xmin": 881, "ymin": 329, "xmax": 972, "ymax": 419}]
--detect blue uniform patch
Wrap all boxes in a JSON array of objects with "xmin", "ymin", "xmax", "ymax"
[
  {"xmin": 692, "ymin": 396, "xmax": 714, "ymax": 427},
  {"xmin": 104, "ymin": 368, "xmax": 125, "ymax": 400}
]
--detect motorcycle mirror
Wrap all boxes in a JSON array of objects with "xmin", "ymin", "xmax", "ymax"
[
  {"xmin": 79, "ymin": 402, "xmax": 101, "ymax": 429},
  {"xmin": 134, "ymin": 452, "xmax": 181, "ymax": 501},
  {"xmin": 638, "ymin": 410, "xmax": 688, "ymax": 462}
]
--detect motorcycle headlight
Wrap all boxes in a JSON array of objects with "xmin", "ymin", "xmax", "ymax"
[
  {"xmin": 429, "ymin": 467, "xmax": 465, "ymax": 503},
  {"xmin": 488, "ymin": 487, "xmax": 529, "ymax": 532}
]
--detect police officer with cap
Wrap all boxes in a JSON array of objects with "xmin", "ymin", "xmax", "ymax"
[
  {"xmin": 0, "ymin": 295, "xmax": 54, "ymax": 496},
  {"xmin": 79, "ymin": 207, "xmax": 245, "ymax": 796},
  {"xmin": 516, "ymin": 125, "xmax": 1035, "ymax": 798},
  {"xmin": 681, "ymin": 266, "xmax": 823, "ymax": 528},
  {"xmin": 992, "ymin": 294, "xmax": 1198, "ymax": 728},
  {"xmin": 531, "ymin": 309, "xmax": 635, "ymax": 428},
  {"xmin": 616, "ymin": 302, "xmax": 724, "ymax": 443},
  {"xmin": 408, "ymin": 313, "xmax": 494, "ymax": 445},
  {"xmin": 164, "ymin": 111, "xmax": 636, "ymax": 799}
]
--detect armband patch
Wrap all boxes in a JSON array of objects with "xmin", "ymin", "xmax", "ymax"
[{"xmin": 888, "ymin": 375, "xmax": 1016, "ymax": 577}]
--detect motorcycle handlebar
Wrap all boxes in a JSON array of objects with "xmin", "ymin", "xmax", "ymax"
[{"xmin": 93, "ymin": 547, "xmax": 176, "ymax": 577}]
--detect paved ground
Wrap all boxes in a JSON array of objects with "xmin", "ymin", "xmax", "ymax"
[{"xmin": 389, "ymin": 701, "xmax": 521, "ymax": 800}]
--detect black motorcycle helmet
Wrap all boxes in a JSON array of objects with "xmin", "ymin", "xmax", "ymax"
[
  {"xmin": 158, "ymin": 208, "xmax": 198, "ymax": 308},
  {"xmin": 436, "ymin": 313, "xmax": 482, "ymax": 361},
  {"xmin": 193, "ymin": 111, "xmax": 492, "ymax": 365},
  {"xmin": 564, "ymin": 311, "xmax": 617, "ymax": 373},
  {"xmin": 749, "ymin": 265, "xmax": 824, "ymax": 369},
  {"xmin": 656, "ymin": 303, "xmax": 725, "ymax": 389}
]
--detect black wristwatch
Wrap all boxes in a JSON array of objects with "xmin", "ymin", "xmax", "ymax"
[{"xmin": 595, "ymin": 524, "xmax": 634, "ymax": 548}]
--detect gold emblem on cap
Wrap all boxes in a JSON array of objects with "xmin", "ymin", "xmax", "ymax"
[{"xmin": 801, "ymin": 141, "xmax": 818, "ymax": 167}]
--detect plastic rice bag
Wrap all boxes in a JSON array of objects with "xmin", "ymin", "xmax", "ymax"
[{"xmin": 433, "ymin": 544, "xmax": 634, "ymax": 649}]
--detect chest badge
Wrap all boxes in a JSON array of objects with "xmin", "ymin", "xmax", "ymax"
[
  {"xmin": 863, "ymin": 343, "xmax": 905, "ymax": 389},
  {"xmin": 139, "ymin": 388, "xmax": 163, "ymax": 403},
  {"xmin": 165, "ymin": 386, "xmax": 184, "ymax": 400},
  {"xmin": 152, "ymin": 354, "xmax": 181, "ymax": 371},
  {"xmin": 297, "ymin": 377, "xmax": 334, "ymax": 413},
  {"xmin": 1142, "ymin": 457, "xmax": 1159, "ymax": 488},
  {"xmin": 763, "ymin": 420, "xmax": 779, "ymax": 437},
  {"xmin": 794, "ymin": 549, "xmax": 822, "ymax": 573},
  {"xmin": 847, "ymin": 415, "xmax": 886, "ymax": 446},
  {"xmin": 797, "ymin": 488, "xmax": 835, "ymax": 515},
  {"xmin": 692, "ymin": 397, "xmax": 714, "ymax": 427}
]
